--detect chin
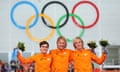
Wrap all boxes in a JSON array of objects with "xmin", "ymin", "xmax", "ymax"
[
  {"xmin": 43, "ymin": 52, "xmax": 47, "ymax": 54},
  {"xmin": 59, "ymin": 47, "xmax": 64, "ymax": 49},
  {"xmin": 42, "ymin": 51, "xmax": 47, "ymax": 54},
  {"xmin": 77, "ymin": 47, "xmax": 82, "ymax": 50}
]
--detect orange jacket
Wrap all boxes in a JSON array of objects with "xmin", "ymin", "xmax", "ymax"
[
  {"xmin": 50, "ymin": 48, "xmax": 72, "ymax": 72},
  {"xmin": 17, "ymin": 53, "xmax": 52, "ymax": 72},
  {"xmin": 71, "ymin": 49, "xmax": 106, "ymax": 72}
]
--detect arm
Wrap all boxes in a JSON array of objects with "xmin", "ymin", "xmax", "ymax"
[
  {"xmin": 91, "ymin": 51, "xmax": 107, "ymax": 65},
  {"xmin": 17, "ymin": 51, "xmax": 34, "ymax": 64}
]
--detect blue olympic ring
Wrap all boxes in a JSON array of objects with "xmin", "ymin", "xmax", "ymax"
[{"xmin": 10, "ymin": 1, "xmax": 39, "ymax": 29}]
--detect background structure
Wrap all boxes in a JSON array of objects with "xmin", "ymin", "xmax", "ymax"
[{"xmin": 0, "ymin": 0, "xmax": 120, "ymax": 69}]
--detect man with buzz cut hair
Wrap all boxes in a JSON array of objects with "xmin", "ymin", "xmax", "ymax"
[{"xmin": 17, "ymin": 41, "xmax": 52, "ymax": 72}]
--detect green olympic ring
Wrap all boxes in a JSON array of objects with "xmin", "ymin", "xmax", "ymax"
[{"xmin": 56, "ymin": 13, "xmax": 85, "ymax": 42}]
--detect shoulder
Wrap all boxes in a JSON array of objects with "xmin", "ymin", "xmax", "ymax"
[
  {"xmin": 49, "ymin": 49, "xmax": 58, "ymax": 54},
  {"xmin": 50, "ymin": 49, "xmax": 57, "ymax": 52},
  {"xmin": 84, "ymin": 49, "xmax": 96, "ymax": 55},
  {"xmin": 84, "ymin": 48, "xmax": 91, "ymax": 52},
  {"xmin": 32, "ymin": 53, "xmax": 40, "ymax": 57}
]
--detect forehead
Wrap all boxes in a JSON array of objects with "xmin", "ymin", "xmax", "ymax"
[
  {"xmin": 74, "ymin": 38, "xmax": 82, "ymax": 42},
  {"xmin": 58, "ymin": 38, "xmax": 66, "ymax": 42},
  {"xmin": 41, "ymin": 44, "xmax": 48, "ymax": 46}
]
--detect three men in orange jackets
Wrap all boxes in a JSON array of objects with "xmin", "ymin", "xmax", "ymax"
[{"xmin": 17, "ymin": 36, "xmax": 107, "ymax": 72}]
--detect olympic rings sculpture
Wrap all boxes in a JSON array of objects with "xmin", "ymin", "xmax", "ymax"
[
  {"xmin": 10, "ymin": 0, "xmax": 100, "ymax": 42},
  {"xmin": 56, "ymin": 13, "xmax": 85, "ymax": 42},
  {"xmin": 26, "ymin": 14, "xmax": 55, "ymax": 42}
]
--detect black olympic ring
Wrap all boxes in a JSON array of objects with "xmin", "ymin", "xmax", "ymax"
[{"xmin": 41, "ymin": 1, "xmax": 69, "ymax": 29}]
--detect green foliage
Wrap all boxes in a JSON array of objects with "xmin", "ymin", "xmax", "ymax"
[
  {"xmin": 87, "ymin": 41, "xmax": 97, "ymax": 49},
  {"xmin": 99, "ymin": 39, "xmax": 109, "ymax": 47},
  {"xmin": 18, "ymin": 42, "xmax": 25, "ymax": 52}
]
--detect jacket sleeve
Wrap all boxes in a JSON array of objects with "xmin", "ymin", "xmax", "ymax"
[
  {"xmin": 91, "ymin": 52, "xmax": 107, "ymax": 64},
  {"xmin": 69, "ymin": 50, "xmax": 74, "ymax": 62},
  {"xmin": 17, "ymin": 52, "xmax": 34, "ymax": 64}
]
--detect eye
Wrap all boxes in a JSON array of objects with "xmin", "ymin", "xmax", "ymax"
[{"xmin": 41, "ymin": 46, "xmax": 48, "ymax": 48}]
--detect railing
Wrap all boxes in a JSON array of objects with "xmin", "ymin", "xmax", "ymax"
[{"xmin": 102, "ymin": 59, "xmax": 120, "ymax": 69}]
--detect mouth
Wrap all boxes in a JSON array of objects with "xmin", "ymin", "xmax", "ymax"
[{"xmin": 60, "ymin": 45, "xmax": 65, "ymax": 48}]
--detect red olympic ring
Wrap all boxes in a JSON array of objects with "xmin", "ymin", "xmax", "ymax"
[{"xmin": 72, "ymin": 1, "xmax": 100, "ymax": 29}]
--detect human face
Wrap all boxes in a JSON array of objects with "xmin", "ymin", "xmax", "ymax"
[
  {"xmin": 40, "ymin": 44, "xmax": 48, "ymax": 54},
  {"xmin": 57, "ymin": 39, "xmax": 66, "ymax": 49},
  {"xmin": 73, "ymin": 38, "xmax": 83, "ymax": 50}
]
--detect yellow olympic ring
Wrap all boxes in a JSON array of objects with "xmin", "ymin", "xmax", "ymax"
[{"xmin": 26, "ymin": 14, "xmax": 55, "ymax": 42}]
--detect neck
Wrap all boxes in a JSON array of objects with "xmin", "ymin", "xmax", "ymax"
[{"xmin": 58, "ymin": 48, "xmax": 65, "ymax": 50}]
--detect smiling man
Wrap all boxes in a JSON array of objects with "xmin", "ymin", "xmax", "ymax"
[
  {"xmin": 17, "ymin": 41, "xmax": 52, "ymax": 72},
  {"xmin": 71, "ymin": 37, "xmax": 107, "ymax": 72},
  {"xmin": 50, "ymin": 36, "xmax": 72, "ymax": 72}
]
